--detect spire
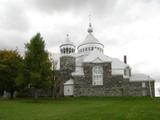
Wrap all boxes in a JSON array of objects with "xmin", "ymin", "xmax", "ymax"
[
  {"xmin": 88, "ymin": 14, "xmax": 93, "ymax": 34},
  {"xmin": 66, "ymin": 34, "xmax": 70, "ymax": 42},
  {"xmin": 67, "ymin": 34, "xmax": 69, "ymax": 37}
]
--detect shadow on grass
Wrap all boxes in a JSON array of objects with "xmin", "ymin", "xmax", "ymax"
[
  {"xmin": 0, "ymin": 96, "xmax": 160, "ymax": 103},
  {"xmin": 1, "ymin": 96, "xmax": 160, "ymax": 104}
]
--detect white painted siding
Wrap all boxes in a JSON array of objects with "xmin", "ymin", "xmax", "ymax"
[{"xmin": 155, "ymin": 82, "xmax": 160, "ymax": 97}]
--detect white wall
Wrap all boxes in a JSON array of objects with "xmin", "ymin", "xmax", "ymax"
[
  {"xmin": 64, "ymin": 85, "xmax": 74, "ymax": 96},
  {"xmin": 155, "ymin": 81, "xmax": 160, "ymax": 97},
  {"xmin": 112, "ymin": 69, "xmax": 124, "ymax": 75}
]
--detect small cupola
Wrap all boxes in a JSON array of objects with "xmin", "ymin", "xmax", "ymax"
[{"xmin": 60, "ymin": 34, "xmax": 75, "ymax": 55}]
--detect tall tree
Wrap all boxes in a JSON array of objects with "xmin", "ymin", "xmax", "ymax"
[
  {"xmin": 0, "ymin": 49, "xmax": 23, "ymax": 99},
  {"xmin": 24, "ymin": 33, "xmax": 52, "ymax": 100},
  {"xmin": 48, "ymin": 54, "xmax": 61, "ymax": 99}
]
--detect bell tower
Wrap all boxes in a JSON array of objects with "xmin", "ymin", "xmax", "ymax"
[
  {"xmin": 59, "ymin": 34, "xmax": 76, "ymax": 81},
  {"xmin": 60, "ymin": 34, "xmax": 75, "ymax": 55}
]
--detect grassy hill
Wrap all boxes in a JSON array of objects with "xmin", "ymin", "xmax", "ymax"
[{"xmin": 0, "ymin": 97, "xmax": 160, "ymax": 120}]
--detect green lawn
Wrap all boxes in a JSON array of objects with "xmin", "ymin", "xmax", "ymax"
[{"xmin": 0, "ymin": 97, "xmax": 160, "ymax": 120}]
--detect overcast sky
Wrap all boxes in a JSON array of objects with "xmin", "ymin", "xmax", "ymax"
[{"xmin": 0, "ymin": 0, "xmax": 160, "ymax": 80}]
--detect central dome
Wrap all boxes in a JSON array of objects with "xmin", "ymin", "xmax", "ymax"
[
  {"xmin": 77, "ymin": 23, "xmax": 104, "ymax": 54},
  {"xmin": 78, "ymin": 34, "xmax": 103, "ymax": 48}
]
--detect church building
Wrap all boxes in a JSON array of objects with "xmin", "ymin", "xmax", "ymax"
[{"xmin": 56, "ymin": 22, "xmax": 154, "ymax": 97}]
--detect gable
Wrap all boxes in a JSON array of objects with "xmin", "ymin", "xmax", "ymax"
[{"xmin": 92, "ymin": 57, "xmax": 103, "ymax": 63}]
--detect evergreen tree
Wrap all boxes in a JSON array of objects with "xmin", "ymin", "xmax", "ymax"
[{"xmin": 24, "ymin": 33, "xmax": 52, "ymax": 100}]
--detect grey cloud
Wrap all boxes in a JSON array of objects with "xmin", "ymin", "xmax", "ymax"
[
  {"xmin": 27, "ymin": 0, "xmax": 117, "ymax": 16},
  {"xmin": 0, "ymin": 2, "xmax": 30, "ymax": 32},
  {"xmin": 45, "ymin": 34, "xmax": 62, "ymax": 48},
  {"xmin": 0, "ymin": 0, "xmax": 160, "ymax": 79},
  {"xmin": 144, "ymin": 0, "xmax": 160, "ymax": 3},
  {"xmin": 0, "ymin": 31, "xmax": 27, "ymax": 52}
]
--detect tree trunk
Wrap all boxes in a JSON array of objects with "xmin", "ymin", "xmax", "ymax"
[
  {"xmin": 0, "ymin": 90, "xmax": 3, "ymax": 96},
  {"xmin": 54, "ymin": 86, "xmax": 57, "ymax": 100},
  {"xmin": 51, "ymin": 86, "xmax": 54, "ymax": 99},
  {"xmin": 33, "ymin": 88, "xmax": 38, "ymax": 101},
  {"xmin": 10, "ymin": 90, "xmax": 14, "ymax": 99}
]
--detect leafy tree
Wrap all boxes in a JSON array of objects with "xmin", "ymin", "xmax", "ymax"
[
  {"xmin": 24, "ymin": 33, "xmax": 52, "ymax": 100},
  {"xmin": 48, "ymin": 54, "xmax": 61, "ymax": 99},
  {"xmin": 0, "ymin": 49, "xmax": 23, "ymax": 99},
  {"xmin": 53, "ymin": 70, "xmax": 63, "ymax": 99}
]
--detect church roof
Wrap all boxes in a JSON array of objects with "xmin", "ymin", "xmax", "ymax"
[
  {"xmin": 111, "ymin": 58, "xmax": 129, "ymax": 69},
  {"xmin": 77, "ymin": 23, "xmax": 104, "ymax": 49},
  {"xmin": 83, "ymin": 49, "xmax": 112, "ymax": 63},
  {"xmin": 130, "ymin": 74, "xmax": 154, "ymax": 81},
  {"xmin": 78, "ymin": 34, "xmax": 103, "ymax": 48},
  {"xmin": 60, "ymin": 34, "xmax": 75, "ymax": 47},
  {"xmin": 64, "ymin": 79, "xmax": 74, "ymax": 85}
]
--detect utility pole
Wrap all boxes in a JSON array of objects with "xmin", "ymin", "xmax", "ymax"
[{"xmin": 149, "ymin": 80, "xmax": 153, "ymax": 98}]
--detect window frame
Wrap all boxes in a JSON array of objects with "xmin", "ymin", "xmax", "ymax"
[{"xmin": 92, "ymin": 65, "xmax": 103, "ymax": 86}]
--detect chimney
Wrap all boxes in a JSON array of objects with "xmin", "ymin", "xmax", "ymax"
[{"xmin": 124, "ymin": 55, "xmax": 127, "ymax": 64}]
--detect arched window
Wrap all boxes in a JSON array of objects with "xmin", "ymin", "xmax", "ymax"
[
  {"xmin": 66, "ymin": 48, "xmax": 68, "ymax": 54},
  {"xmin": 92, "ymin": 47, "xmax": 94, "ymax": 50},
  {"xmin": 124, "ymin": 67, "xmax": 131, "ymax": 76},
  {"xmin": 68, "ymin": 48, "xmax": 71, "ymax": 54},
  {"xmin": 92, "ymin": 66, "xmax": 103, "ymax": 85},
  {"xmin": 60, "ymin": 49, "xmax": 63, "ymax": 53},
  {"xmin": 63, "ymin": 48, "xmax": 65, "ymax": 54}
]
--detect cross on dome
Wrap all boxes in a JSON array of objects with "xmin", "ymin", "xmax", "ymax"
[
  {"xmin": 66, "ymin": 34, "xmax": 69, "ymax": 38},
  {"xmin": 88, "ymin": 23, "xmax": 93, "ymax": 33},
  {"xmin": 66, "ymin": 34, "xmax": 70, "ymax": 41},
  {"xmin": 88, "ymin": 14, "xmax": 93, "ymax": 34}
]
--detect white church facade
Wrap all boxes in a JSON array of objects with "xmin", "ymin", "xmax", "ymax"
[{"xmin": 55, "ymin": 22, "xmax": 155, "ymax": 97}]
